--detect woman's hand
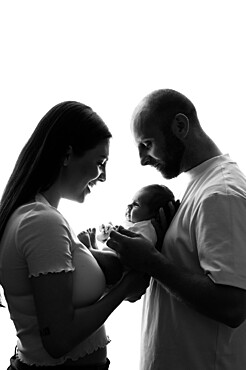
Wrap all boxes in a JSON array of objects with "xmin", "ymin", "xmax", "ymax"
[{"xmin": 120, "ymin": 270, "xmax": 150, "ymax": 302}]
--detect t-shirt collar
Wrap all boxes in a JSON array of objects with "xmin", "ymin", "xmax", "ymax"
[{"xmin": 186, "ymin": 154, "xmax": 230, "ymax": 181}]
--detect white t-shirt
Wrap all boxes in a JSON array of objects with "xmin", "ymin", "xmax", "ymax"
[
  {"xmin": 141, "ymin": 154, "xmax": 246, "ymax": 370},
  {"xmin": 0, "ymin": 194, "xmax": 109, "ymax": 366}
]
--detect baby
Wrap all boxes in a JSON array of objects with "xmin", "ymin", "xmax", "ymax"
[
  {"xmin": 77, "ymin": 184, "xmax": 179, "ymax": 289},
  {"xmin": 79, "ymin": 184, "xmax": 180, "ymax": 249}
]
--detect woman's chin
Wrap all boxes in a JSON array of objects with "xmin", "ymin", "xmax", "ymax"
[
  {"xmin": 69, "ymin": 186, "xmax": 91, "ymax": 203},
  {"xmin": 78, "ymin": 187, "xmax": 91, "ymax": 203}
]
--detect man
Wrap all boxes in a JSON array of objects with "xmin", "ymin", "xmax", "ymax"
[{"xmin": 107, "ymin": 89, "xmax": 246, "ymax": 370}]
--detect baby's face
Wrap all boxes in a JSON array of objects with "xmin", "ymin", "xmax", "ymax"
[{"xmin": 125, "ymin": 189, "xmax": 152, "ymax": 223}]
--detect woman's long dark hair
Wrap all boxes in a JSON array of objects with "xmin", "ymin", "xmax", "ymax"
[{"xmin": 0, "ymin": 101, "xmax": 112, "ymax": 246}]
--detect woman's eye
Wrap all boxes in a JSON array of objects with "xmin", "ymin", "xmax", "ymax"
[
  {"xmin": 97, "ymin": 162, "xmax": 105, "ymax": 169},
  {"xmin": 144, "ymin": 141, "xmax": 152, "ymax": 149},
  {"xmin": 97, "ymin": 159, "xmax": 107, "ymax": 169}
]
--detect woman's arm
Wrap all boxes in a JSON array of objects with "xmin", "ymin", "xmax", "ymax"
[
  {"xmin": 90, "ymin": 249, "xmax": 123, "ymax": 285},
  {"xmin": 31, "ymin": 269, "xmax": 148, "ymax": 358}
]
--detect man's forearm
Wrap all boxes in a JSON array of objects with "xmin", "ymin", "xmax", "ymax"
[{"xmin": 148, "ymin": 250, "xmax": 246, "ymax": 328}]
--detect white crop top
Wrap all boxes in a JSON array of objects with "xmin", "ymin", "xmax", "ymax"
[{"xmin": 0, "ymin": 194, "xmax": 110, "ymax": 366}]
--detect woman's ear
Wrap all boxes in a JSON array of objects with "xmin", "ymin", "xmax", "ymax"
[
  {"xmin": 171, "ymin": 113, "xmax": 189, "ymax": 139},
  {"xmin": 63, "ymin": 145, "xmax": 73, "ymax": 166}
]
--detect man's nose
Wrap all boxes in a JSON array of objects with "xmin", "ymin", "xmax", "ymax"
[
  {"xmin": 139, "ymin": 146, "xmax": 149, "ymax": 166},
  {"xmin": 139, "ymin": 152, "xmax": 150, "ymax": 166}
]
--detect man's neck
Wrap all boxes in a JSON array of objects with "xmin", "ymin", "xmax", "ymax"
[{"xmin": 182, "ymin": 134, "xmax": 222, "ymax": 173}]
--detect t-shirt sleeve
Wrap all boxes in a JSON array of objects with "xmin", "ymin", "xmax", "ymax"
[
  {"xmin": 16, "ymin": 206, "xmax": 75, "ymax": 277},
  {"xmin": 196, "ymin": 193, "xmax": 246, "ymax": 289}
]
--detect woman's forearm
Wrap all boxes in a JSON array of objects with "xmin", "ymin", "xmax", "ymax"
[
  {"xmin": 90, "ymin": 249, "xmax": 123, "ymax": 285},
  {"xmin": 40, "ymin": 272, "xmax": 143, "ymax": 358}
]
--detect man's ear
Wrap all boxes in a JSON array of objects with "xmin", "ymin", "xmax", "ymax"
[
  {"xmin": 63, "ymin": 145, "xmax": 73, "ymax": 166},
  {"xmin": 171, "ymin": 113, "xmax": 189, "ymax": 139}
]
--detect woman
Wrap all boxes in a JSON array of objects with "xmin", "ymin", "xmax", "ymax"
[{"xmin": 0, "ymin": 101, "xmax": 148, "ymax": 369}]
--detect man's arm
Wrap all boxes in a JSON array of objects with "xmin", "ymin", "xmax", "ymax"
[
  {"xmin": 149, "ymin": 249, "xmax": 246, "ymax": 328},
  {"xmin": 107, "ymin": 228, "xmax": 246, "ymax": 328}
]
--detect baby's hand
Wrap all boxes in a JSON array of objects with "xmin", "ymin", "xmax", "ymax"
[{"xmin": 97, "ymin": 222, "xmax": 115, "ymax": 243}]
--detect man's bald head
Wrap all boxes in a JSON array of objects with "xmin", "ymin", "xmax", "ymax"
[{"xmin": 132, "ymin": 89, "xmax": 199, "ymax": 135}]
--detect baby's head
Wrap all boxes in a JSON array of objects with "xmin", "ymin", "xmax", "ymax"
[{"xmin": 126, "ymin": 184, "xmax": 178, "ymax": 224}]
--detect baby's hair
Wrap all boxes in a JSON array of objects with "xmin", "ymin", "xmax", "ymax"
[{"xmin": 142, "ymin": 184, "xmax": 180, "ymax": 225}]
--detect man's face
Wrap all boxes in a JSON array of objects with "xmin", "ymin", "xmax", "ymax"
[{"xmin": 132, "ymin": 113, "xmax": 185, "ymax": 179}]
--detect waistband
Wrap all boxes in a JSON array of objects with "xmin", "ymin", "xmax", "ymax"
[{"xmin": 8, "ymin": 356, "xmax": 110, "ymax": 370}]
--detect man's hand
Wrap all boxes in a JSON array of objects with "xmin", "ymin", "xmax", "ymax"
[
  {"xmin": 152, "ymin": 201, "xmax": 179, "ymax": 251},
  {"xmin": 106, "ymin": 226, "xmax": 159, "ymax": 273},
  {"xmin": 151, "ymin": 207, "xmax": 168, "ymax": 251}
]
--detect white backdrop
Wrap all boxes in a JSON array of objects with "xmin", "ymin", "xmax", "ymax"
[{"xmin": 0, "ymin": 1, "xmax": 246, "ymax": 369}]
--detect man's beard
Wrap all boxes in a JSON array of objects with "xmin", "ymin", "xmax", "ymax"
[{"xmin": 152, "ymin": 134, "xmax": 185, "ymax": 179}]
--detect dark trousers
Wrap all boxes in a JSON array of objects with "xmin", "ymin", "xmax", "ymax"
[{"xmin": 8, "ymin": 355, "xmax": 110, "ymax": 370}]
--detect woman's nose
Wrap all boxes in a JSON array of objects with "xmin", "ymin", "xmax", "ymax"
[{"xmin": 98, "ymin": 167, "xmax": 106, "ymax": 182}]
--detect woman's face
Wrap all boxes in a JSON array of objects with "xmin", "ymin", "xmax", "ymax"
[{"xmin": 61, "ymin": 139, "xmax": 110, "ymax": 203}]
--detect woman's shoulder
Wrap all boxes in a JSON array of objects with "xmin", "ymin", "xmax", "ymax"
[{"xmin": 14, "ymin": 201, "xmax": 69, "ymax": 232}]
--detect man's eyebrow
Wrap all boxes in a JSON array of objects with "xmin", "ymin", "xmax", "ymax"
[
  {"xmin": 137, "ymin": 136, "xmax": 153, "ymax": 143},
  {"xmin": 142, "ymin": 137, "xmax": 153, "ymax": 141}
]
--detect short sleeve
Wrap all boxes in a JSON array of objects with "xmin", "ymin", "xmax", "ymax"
[
  {"xmin": 196, "ymin": 193, "xmax": 246, "ymax": 289},
  {"xmin": 16, "ymin": 206, "xmax": 75, "ymax": 277}
]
